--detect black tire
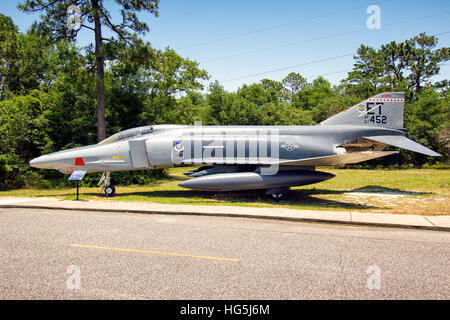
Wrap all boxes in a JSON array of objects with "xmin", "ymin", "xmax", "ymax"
[{"xmin": 105, "ymin": 185, "xmax": 116, "ymax": 197}]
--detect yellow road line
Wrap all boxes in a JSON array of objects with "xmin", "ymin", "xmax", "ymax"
[{"xmin": 69, "ymin": 244, "xmax": 239, "ymax": 263}]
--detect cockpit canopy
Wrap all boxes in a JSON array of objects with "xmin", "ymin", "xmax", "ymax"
[{"xmin": 98, "ymin": 124, "xmax": 188, "ymax": 145}]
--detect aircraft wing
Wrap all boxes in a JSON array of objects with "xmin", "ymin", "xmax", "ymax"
[
  {"xmin": 363, "ymin": 135, "xmax": 442, "ymax": 157},
  {"xmin": 279, "ymin": 151, "xmax": 398, "ymax": 166}
]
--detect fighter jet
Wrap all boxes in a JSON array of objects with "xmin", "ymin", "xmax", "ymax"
[{"xmin": 29, "ymin": 92, "xmax": 441, "ymax": 198}]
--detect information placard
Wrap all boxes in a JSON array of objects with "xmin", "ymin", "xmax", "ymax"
[{"xmin": 68, "ymin": 170, "xmax": 87, "ymax": 181}]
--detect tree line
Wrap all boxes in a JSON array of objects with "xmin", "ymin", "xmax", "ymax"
[{"xmin": 0, "ymin": 11, "xmax": 449, "ymax": 189}]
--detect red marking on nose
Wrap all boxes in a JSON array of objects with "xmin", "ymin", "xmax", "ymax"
[{"xmin": 75, "ymin": 157, "xmax": 85, "ymax": 166}]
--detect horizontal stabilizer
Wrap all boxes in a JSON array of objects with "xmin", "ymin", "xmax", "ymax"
[
  {"xmin": 280, "ymin": 151, "xmax": 398, "ymax": 166},
  {"xmin": 363, "ymin": 135, "xmax": 442, "ymax": 157}
]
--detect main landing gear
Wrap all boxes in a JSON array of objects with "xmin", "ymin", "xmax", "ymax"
[
  {"xmin": 98, "ymin": 171, "xmax": 116, "ymax": 198},
  {"xmin": 265, "ymin": 187, "xmax": 290, "ymax": 201}
]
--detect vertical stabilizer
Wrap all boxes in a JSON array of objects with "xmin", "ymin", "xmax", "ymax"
[{"xmin": 320, "ymin": 92, "xmax": 404, "ymax": 129}]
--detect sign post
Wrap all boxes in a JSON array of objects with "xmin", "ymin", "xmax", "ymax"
[{"xmin": 68, "ymin": 170, "xmax": 87, "ymax": 200}]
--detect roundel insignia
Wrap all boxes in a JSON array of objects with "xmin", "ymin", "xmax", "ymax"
[
  {"xmin": 285, "ymin": 143, "xmax": 296, "ymax": 151},
  {"xmin": 281, "ymin": 142, "xmax": 298, "ymax": 152},
  {"xmin": 358, "ymin": 104, "xmax": 365, "ymax": 112},
  {"xmin": 174, "ymin": 141, "xmax": 184, "ymax": 152}
]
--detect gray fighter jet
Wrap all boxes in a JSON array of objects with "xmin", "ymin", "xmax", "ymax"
[{"xmin": 29, "ymin": 92, "xmax": 441, "ymax": 198}]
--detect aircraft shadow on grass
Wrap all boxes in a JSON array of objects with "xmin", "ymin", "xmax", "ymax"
[
  {"xmin": 49, "ymin": 183, "xmax": 432, "ymax": 211},
  {"xmin": 106, "ymin": 190, "xmax": 366, "ymax": 210},
  {"xmin": 105, "ymin": 184, "xmax": 431, "ymax": 211}
]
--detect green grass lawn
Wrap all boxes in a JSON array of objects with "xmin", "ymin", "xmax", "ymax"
[{"xmin": 1, "ymin": 167, "xmax": 449, "ymax": 215}]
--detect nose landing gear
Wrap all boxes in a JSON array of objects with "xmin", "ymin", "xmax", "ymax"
[
  {"xmin": 104, "ymin": 185, "xmax": 116, "ymax": 197},
  {"xmin": 98, "ymin": 171, "xmax": 116, "ymax": 197}
]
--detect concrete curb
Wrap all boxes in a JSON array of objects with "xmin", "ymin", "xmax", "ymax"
[{"xmin": 1, "ymin": 200, "xmax": 449, "ymax": 232}]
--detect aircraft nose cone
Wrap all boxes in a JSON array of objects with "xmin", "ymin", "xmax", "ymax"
[{"xmin": 29, "ymin": 155, "xmax": 52, "ymax": 169}]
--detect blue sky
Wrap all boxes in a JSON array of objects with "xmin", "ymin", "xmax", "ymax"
[{"xmin": 2, "ymin": 0, "xmax": 450, "ymax": 92}]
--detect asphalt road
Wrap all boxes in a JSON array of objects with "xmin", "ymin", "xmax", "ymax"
[{"xmin": 0, "ymin": 208, "xmax": 448, "ymax": 299}]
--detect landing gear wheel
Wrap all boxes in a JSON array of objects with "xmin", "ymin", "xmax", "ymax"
[
  {"xmin": 105, "ymin": 185, "xmax": 116, "ymax": 197},
  {"xmin": 266, "ymin": 187, "xmax": 290, "ymax": 201},
  {"xmin": 271, "ymin": 193, "xmax": 283, "ymax": 202}
]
